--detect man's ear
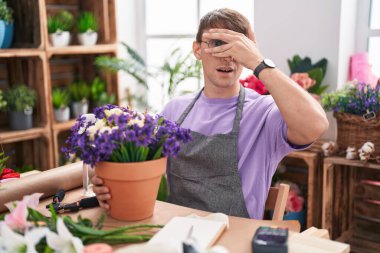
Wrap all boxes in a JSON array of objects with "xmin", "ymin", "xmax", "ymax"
[{"xmin": 193, "ymin": 41, "xmax": 202, "ymax": 60}]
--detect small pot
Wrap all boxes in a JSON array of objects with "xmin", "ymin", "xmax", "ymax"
[
  {"xmin": 49, "ymin": 31, "xmax": 71, "ymax": 47},
  {"xmin": 9, "ymin": 108, "xmax": 33, "ymax": 130},
  {"xmin": 54, "ymin": 107, "xmax": 70, "ymax": 122},
  {"xmin": 78, "ymin": 31, "xmax": 98, "ymax": 46},
  {"xmin": 1, "ymin": 21, "xmax": 13, "ymax": 48},
  {"xmin": 71, "ymin": 100, "xmax": 89, "ymax": 119}
]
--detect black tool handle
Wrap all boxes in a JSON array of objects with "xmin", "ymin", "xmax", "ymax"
[
  {"xmin": 79, "ymin": 196, "xmax": 99, "ymax": 208},
  {"xmin": 54, "ymin": 189, "xmax": 65, "ymax": 203}
]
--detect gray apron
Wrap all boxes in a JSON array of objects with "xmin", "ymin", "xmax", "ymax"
[{"xmin": 168, "ymin": 86, "xmax": 250, "ymax": 217}]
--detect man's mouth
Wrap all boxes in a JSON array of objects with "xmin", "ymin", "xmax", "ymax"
[{"xmin": 216, "ymin": 66, "xmax": 234, "ymax": 73}]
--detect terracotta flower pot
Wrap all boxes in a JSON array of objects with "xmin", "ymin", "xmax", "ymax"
[{"xmin": 95, "ymin": 157, "xmax": 167, "ymax": 221}]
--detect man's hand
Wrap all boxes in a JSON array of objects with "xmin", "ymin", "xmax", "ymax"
[
  {"xmin": 92, "ymin": 175, "xmax": 111, "ymax": 210},
  {"xmin": 202, "ymin": 25, "xmax": 264, "ymax": 70}
]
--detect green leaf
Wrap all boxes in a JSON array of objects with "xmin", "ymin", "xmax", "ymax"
[
  {"xmin": 157, "ymin": 175, "xmax": 169, "ymax": 201},
  {"xmin": 95, "ymin": 213, "xmax": 106, "ymax": 229},
  {"xmin": 151, "ymin": 146, "xmax": 163, "ymax": 160},
  {"xmin": 312, "ymin": 58, "xmax": 328, "ymax": 78}
]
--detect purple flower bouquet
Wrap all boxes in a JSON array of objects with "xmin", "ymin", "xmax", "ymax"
[{"xmin": 62, "ymin": 105, "xmax": 192, "ymax": 167}]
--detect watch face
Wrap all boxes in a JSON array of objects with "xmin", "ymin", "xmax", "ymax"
[{"xmin": 263, "ymin": 59, "xmax": 276, "ymax": 68}]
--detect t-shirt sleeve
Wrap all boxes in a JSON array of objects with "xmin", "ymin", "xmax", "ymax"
[{"xmin": 265, "ymin": 102, "xmax": 312, "ymax": 166}]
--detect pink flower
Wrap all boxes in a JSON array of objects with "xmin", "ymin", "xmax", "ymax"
[
  {"xmin": 3, "ymin": 193, "xmax": 43, "ymax": 232},
  {"xmin": 291, "ymin": 73, "xmax": 316, "ymax": 90},
  {"xmin": 4, "ymin": 201, "xmax": 28, "ymax": 232},
  {"xmin": 239, "ymin": 75, "xmax": 268, "ymax": 95},
  {"xmin": 286, "ymin": 190, "xmax": 304, "ymax": 212}
]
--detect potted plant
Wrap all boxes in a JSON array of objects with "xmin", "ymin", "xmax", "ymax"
[
  {"xmin": 52, "ymin": 87, "xmax": 71, "ymax": 122},
  {"xmin": 321, "ymin": 80, "xmax": 380, "ymax": 155},
  {"xmin": 47, "ymin": 10, "xmax": 74, "ymax": 47},
  {"xmin": 0, "ymin": 0, "xmax": 14, "ymax": 48},
  {"xmin": 4, "ymin": 85, "xmax": 37, "ymax": 130},
  {"xmin": 63, "ymin": 105, "xmax": 192, "ymax": 221},
  {"xmin": 90, "ymin": 77, "xmax": 116, "ymax": 106},
  {"xmin": 69, "ymin": 81, "xmax": 90, "ymax": 118},
  {"xmin": 77, "ymin": 11, "xmax": 98, "ymax": 46}
]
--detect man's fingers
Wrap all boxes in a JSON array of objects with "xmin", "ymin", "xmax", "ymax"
[
  {"xmin": 91, "ymin": 175, "xmax": 103, "ymax": 185},
  {"xmin": 93, "ymin": 185, "xmax": 110, "ymax": 194},
  {"xmin": 204, "ymin": 43, "xmax": 233, "ymax": 53},
  {"xmin": 212, "ymin": 51, "xmax": 231, "ymax": 58},
  {"xmin": 202, "ymin": 32, "xmax": 236, "ymax": 43},
  {"xmin": 208, "ymin": 28, "xmax": 241, "ymax": 36},
  {"xmin": 96, "ymin": 193, "xmax": 111, "ymax": 201},
  {"xmin": 98, "ymin": 200, "xmax": 110, "ymax": 210}
]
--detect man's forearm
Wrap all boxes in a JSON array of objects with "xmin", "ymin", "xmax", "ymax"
[{"xmin": 258, "ymin": 67, "xmax": 329, "ymax": 145}]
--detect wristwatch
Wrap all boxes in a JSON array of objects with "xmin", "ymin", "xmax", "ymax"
[{"xmin": 253, "ymin": 59, "xmax": 276, "ymax": 79}]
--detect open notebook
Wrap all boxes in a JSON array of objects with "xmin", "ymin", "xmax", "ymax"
[{"xmin": 148, "ymin": 216, "xmax": 227, "ymax": 252}]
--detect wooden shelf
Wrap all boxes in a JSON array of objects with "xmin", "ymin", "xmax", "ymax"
[
  {"xmin": 0, "ymin": 49, "xmax": 44, "ymax": 58},
  {"xmin": 47, "ymin": 44, "xmax": 118, "ymax": 57},
  {"xmin": 52, "ymin": 120, "xmax": 77, "ymax": 132},
  {"xmin": 0, "ymin": 127, "xmax": 48, "ymax": 144}
]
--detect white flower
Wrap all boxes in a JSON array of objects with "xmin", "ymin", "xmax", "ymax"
[
  {"xmin": 5, "ymin": 193, "xmax": 43, "ymax": 212},
  {"xmin": 46, "ymin": 218, "xmax": 84, "ymax": 253},
  {"xmin": 360, "ymin": 142, "xmax": 375, "ymax": 154},
  {"xmin": 104, "ymin": 108, "xmax": 124, "ymax": 118},
  {"xmin": 78, "ymin": 113, "xmax": 97, "ymax": 134},
  {"xmin": 0, "ymin": 222, "xmax": 49, "ymax": 253},
  {"xmin": 87, "ymin": 119, "xmax": 106, "ymax": 141}
]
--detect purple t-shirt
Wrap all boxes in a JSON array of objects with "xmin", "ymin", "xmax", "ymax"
[{"xmin": 161, "ymin": 87, "xmax": 309, "ymax": 219}]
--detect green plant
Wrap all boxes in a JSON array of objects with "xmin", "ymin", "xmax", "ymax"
[
  {"xmin": 287, "ymin": 55, "xmax": 329, "ymax": 95},
  {"xmin": 77, "ymin": 11, "xmax": 98, "ymax": 33},
  {"xmin": 90, "ymin": 77, "xmax": 116, "ymax": 106},
  {"xmin": 0, "ymin": 0, "xmax": 13, "ymax": 24},
  {"xmin": 69, "ymin": 81, "xmax": 91, "ymax": 102},
  {"xmin": 95, "ymin": 42, "xmax": 202, "ymax": 109},
  {"xmin": 47, "ymin": 10, "xmax": 74, "ymax": 34},
  {"xmin": 0, "ymin": 150, "xmax": 9, "ymax": 176},
  {"xmin": 52, "ymin": 87, "xmax": 70, "ymax": 109},
  {"xmin": 4, "ymin": 85, "xmax": 37, "ymax": 112},
  {"xmin": 0, "ymin": 90, "xmax": 7, "ymax": 110}
]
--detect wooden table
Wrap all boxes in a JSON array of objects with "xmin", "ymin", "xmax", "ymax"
[{"xmin": 37, "ymin": 188, "xmax": 349, "ymax": 253}]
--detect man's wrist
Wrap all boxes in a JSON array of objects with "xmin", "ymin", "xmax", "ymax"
[{"xmin": 249, "ymin": 57, "xmax": 264, "ymax": 71}]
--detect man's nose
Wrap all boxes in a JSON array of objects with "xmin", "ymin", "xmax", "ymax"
[{"xmin": 222, "ymin": 56, "xmax": 233, "ymax": 62}]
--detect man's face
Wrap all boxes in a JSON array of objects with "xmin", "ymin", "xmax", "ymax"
[{"xmin": 193, "ymin": 29, "xmax": 243, "ymax": 89}]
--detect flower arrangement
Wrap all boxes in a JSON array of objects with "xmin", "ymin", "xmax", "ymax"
[
  {"xmin": 275, "ymin": 181, "xmax": 304, "ymax": 213},
  {"xmin": 321, "ymin": 81, "xmax": 380, "ymax": 116},
  {"xmin": 63, "ymin": 105, "xmax": 192, "ymax": 167},
  {"xmin": 239, "ymin": 75, "xmax": 268, "ymax": 95},
  {"xmin": 0, "ymin": 193, "xmax": 162, "ymax": 252}
]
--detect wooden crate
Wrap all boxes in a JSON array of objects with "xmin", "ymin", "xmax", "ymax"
[
  {"xmin": 0, "ymin": 54, "xmax": 50, "ymax": 130},
  {"xmin": 277, "ymin": 140, "xmax": 324, "ymax": 228},
  {"xmin": 1, "ymin": 136, "xmax": 53, "ymax": 172},
  {"xmin": 6, "ymin": 0, "xmax": 45, "ymax": 48},
  {"xmin": 45, "ymin": 0, "xmax": 117, "ymax": 46},
  {"xmin": 322, "ymin": 157, "xmax": 380, "ymax": 253}
]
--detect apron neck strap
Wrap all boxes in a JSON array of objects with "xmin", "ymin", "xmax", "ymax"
[{"xmin": 176, "ymin": 86, "xmax": 246, "ymax": 134}]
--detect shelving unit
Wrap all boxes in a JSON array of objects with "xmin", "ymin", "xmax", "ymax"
[{"xmin": 0, "ymin": 0, "xmax": 118, "ymax": 170}]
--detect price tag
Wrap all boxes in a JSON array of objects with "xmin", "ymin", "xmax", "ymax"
[{"xmin": 363, "ymin": 110, "xmax": 376, "ymax": 121}]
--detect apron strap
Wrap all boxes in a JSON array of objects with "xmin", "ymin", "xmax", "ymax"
[
  {"xmin": 176, "ymin": 89, "xmax": 203, "ymax": 125},
  {"xmin": 231, "ymin": 86, "xmax": 245, "ymax": 134},
  {"xmin": 176, "ymin": 86, "xmax": 246, "ymax": 133}
]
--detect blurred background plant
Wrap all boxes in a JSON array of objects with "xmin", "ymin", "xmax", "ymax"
[
  {"xmin": 52, "ymin": 87, "xmax": 70, "ymax": 110},
  {"xmin": 69, "ymin": 81, "xmax": 91, "ymax": 103},
  {"xmin": 0, "ymin": 90, "xmax": 7, "ymax": 110},
  {"xmin": 77, "ymin": 11, "xmax": 98, "ymax": 33},
  {"xmin": 95, "ymin": 42, "xmax": 202, "ymax": 111},
  {"xmin": 90, "ymin": 77, "xmax": 116, "ymax": 106},
  {"xmin": 4, "ymin": 85, "xmax": 37, "ymax": 112},
  {"xmin": 0, "ymin": 0, "xmax": 13, "ymax": 24},
  {"xmin": 288, "ymin": 55, "xmax": 329, "ymax": 96},
  {"xmin": 47, "ymin": 10, "xmax": 74, "ymax": 34}
]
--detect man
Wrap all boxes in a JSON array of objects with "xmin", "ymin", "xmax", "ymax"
[{"xmin": 92, "ymin": 9, "xmax": 328, "ymax": 219}]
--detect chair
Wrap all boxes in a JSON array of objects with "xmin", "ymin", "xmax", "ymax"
[{"xmin": 265, "ymin": 183, "xmax": 290, "ymax": 221}]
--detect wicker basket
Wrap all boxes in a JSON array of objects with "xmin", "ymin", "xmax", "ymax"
[{"xmin": 334, "ymin": 112, "xmax": 380, "ymax": 156}]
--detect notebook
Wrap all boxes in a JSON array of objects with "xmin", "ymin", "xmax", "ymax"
[{"xmin": 148, "ymin": 216, "xmax": 227, "ymax": 252}]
